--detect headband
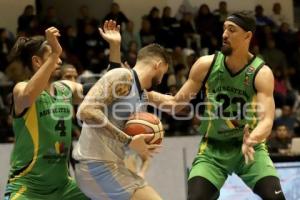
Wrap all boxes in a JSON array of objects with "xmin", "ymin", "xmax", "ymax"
[{"xmin": 226, "ymin": 14, "xmax": 256, "ymax": 33}]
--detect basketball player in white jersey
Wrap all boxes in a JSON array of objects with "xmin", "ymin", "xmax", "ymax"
[{"xmin": 73, "ymin": 21, "xmax": 170, "ymax": 200}]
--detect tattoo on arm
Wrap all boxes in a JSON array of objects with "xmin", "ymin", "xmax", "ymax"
[{"xmin": 78, "ymin": 69, "xmax": 133, "ymax": 143}]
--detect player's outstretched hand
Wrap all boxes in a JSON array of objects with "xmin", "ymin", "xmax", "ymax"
[
  {"xmin": 242, "ymin": 124, "xmax": 258, "ymax": 164},
  {"xmin": 99, "ymin": 20, "xmax": 121, "ymax": 45},
  {"xmin": 129, "ymin": 134, "xmax": 161, "ymax": 160},
  {"xmin": 45, "ymin": 27, "xmax": 62, "ymax": 56}
]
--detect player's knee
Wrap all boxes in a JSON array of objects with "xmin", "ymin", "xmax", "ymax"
[
  {"xmin": 254, "ymin": 176, "xmax": 286, "ymax": 200},
  {"xmin": 187, "ymin": 177, "xmax": 219, "ymax": 200},
  {"xmin": 258, "ymin": 192, "xmax": 285, "ymax": 200}
]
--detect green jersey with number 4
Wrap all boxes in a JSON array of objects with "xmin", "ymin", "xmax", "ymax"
[
  {"xmin": 199, "ymin": 51, "xmax": 265, "ymax": 141},
  {"xmin": 8, "ymin": 82, "xmax": 73, "ymax": 191}
]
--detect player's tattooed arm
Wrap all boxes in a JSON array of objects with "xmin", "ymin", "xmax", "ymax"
[{"xmin": 77, "ymin": 68, "xmax": 133, "ymax": 144}]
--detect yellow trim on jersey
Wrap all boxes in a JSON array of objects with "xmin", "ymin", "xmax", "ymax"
[
  {"xmin": 11, "ymin": 186, "xmax": 27, "ymax": 200},
  {"xmin": 250, "ymin": 95, "xmax": 257, "ymax": 129},
  {"xmin": 224, "ymin": 120, "xmax": 235, "ymax": 129},
  {"xmin": 199, "ymin": 83, "xmax": 210, "ymax": 154},
  {"xmin": 9, "ymin": 104, "xmax": 39, "ymax": 182}
]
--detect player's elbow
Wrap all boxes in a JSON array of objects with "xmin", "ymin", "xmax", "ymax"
[
  {"xmin": 77, "ymin": 103, "xmax": 91, "ymax": 122},
  {"xmin": 263, "ymin": 118, "xmax": 274, "ymax": 136}
]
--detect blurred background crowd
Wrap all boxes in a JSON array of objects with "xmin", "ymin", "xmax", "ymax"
[{"xmin": 0, "ymin": 1, "xmax": 299, "ymax": 155}]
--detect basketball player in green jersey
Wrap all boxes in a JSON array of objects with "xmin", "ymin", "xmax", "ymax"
[
  {"xmin": 4, "ymin": 27, "xmax": 87, "ymax": 200},
  {"xmin": 148, "ymin": 12, "xmax": 285, "ymax": 199},
  {"xmin": 5, "ymin": 20, "xmax": 153, "ymax": 200}
]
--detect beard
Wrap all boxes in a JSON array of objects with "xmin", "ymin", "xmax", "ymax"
[{"xmin": 221, "ymin": 44, "xmax": 233, "ymax": 56}]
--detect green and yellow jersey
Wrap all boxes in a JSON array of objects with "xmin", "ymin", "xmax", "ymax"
[
  {"xmin": 199, "ymin": 51, "xmax": 265, "ymax": 141},
  {"xmin": 7, "ymin": 82, "xmax": 73, "ymax": 192}
]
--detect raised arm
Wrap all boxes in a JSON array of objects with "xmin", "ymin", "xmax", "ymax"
[
  {"xmin": 148, "ymin": 55, "xmax": 214, "ymax": 113},
  {"xmin": 13, "ymin": 27, "xmax": 62, "ymax": 115},
  {"xmin": 99, "ymin": 20, "xmax": 121, "ymax": 64},
  {"xmin": 64, "ymin": 20, "xmax": 122, "ymax": 103}
]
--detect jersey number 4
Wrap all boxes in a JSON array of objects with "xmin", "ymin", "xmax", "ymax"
[{"xmin": 55, "ymin": 119, "xmax": 66, "ymax": 136}]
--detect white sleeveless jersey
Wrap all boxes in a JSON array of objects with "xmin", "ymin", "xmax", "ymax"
[{"xmin": 73, "ymin": 70, "xmax": 147, "ymax": 162}]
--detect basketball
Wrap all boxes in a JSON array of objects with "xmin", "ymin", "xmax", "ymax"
[{"xmin": 123, "ymin": 112, "xmax": 164, "ymax": 144}]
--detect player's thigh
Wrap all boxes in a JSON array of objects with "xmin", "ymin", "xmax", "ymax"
[
  {"xmin": 188, "ymin": 155, "xmax": 227, "ymax": 190},
  {"xmin": 131, "ymin": 185, "xmax": 162, "ymax": 200},
  {"xmin": 238, "ymin": 144, "xmax": 278, "ymax": 189},
  {"xmin": 75, "ymin": 161, "xmax": 146, "ymax": 200}
]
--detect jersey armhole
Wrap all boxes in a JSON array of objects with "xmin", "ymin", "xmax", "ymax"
[
  {"xmin": 252, "ymin": 62, "xmax": 265, "ymax": 93},
  {"xmin": 10, "ymin": 94, "xmax": 29, "ymax": 118},
  {"xmin": 201, "ymin": 52, "xmax": 218, "ymax": 91}
]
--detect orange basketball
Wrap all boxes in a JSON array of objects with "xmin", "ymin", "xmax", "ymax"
[{"xmin": 123, "ymin": 112, "xmax": 164, "ymax": 144}]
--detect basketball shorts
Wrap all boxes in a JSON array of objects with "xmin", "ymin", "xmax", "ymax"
[
  {"xmin": 188, "ymin": 138, "xmax": 278, "ymax": 190},
  {"xmin": 75, "ymin": 161, "xmax": 146, "ymax": 200},
  {"xmin": 4, "ymin": 178, "xmax": 88, "ymax": 200}
]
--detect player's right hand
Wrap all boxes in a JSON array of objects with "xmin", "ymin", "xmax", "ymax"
[
  {"xmin": 129, "ymin": 134, "xmax": 161, "ymax": 160},
  {"xmin": 99, "ymin": 20, "xmax": 121, "ymax": 45},
  {"xmin": 45, "ymin": 27, "xmax": 62, "ymax": 56}
]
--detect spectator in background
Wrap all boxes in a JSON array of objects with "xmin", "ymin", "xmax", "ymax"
[
  {"xmin": 175, "ymin": 4, "xmax": 187, "ymax": 21},
  {"xmin": 167, "ymin": 63, "xmax": 187, "ymax": 89},
  {"xmin": 276, "ymin": 22, "xmax": 297, "ymax": 65},
  {"xmin": 0, "ymin": 92, "xmax": 14, "ymax": 143},
  {"xmin": 270, "ymin": 2, "xmax": 286, "ymax": 30},
  {"xmin": 61, "ymin": 64, "xmax": 79, "ymax": 82},
  {"xmin": 158, "ymin": 6, "xmax": 183, "ymax": 48},
  {"xmin": 171, "ymin": 46, "xmax": 187, "ymax": 67},
  {"xmin": 61, "ymin": 26, "xmax": 78, "ymax": 55},
  {"xmin": 42, "ymin": 6, "xmax": 64, "ymax": 30},
  {"xmin": 17, "ymin": 5, "xmax": 36, "ymax": 34},
  {"xmin": 213, "ymin": 1, "xmax": 229, "ymax": 40},
  {"xmin": 161, "ymin": 6, "xmax": 178, "ymax": 29},
  {"xmin": 140, "ymin": 17, "xmax": 156, "ymax": 47},
  {"xmin": 255, "ymin": 5, "xmax": 274, "ymax": 27},
  {"xmin": 121, "ymin": 20, "xmax": 141, "ymax": 52},
  {"xmin": 76, "ymin": 5, "xmax": 99, "ymax": 37},
  {"xmin": 268, "ymin": 124, "xmax": 292, "ymax": 154},
  {"xmin": 262, "ymin": 39, "xmax": 287, "ymax": 70},
  {"xmin": 77, "ymin": 22, "xmax": 106, "ymax": 73},
  {"xmin": 213, "ymin": 1, "xmax": 229, "ymax": 23},
  {"xmin": 273, "ymin": 68, "xmax": 294, "ymax": 107},
  {"xmin": 255, "ymin": 25, "xmax": 275, "ymax": 49},
  {"xmin": 0, "ymin": 29, "xmax": 14, "ymax": 71},
  {"xmin": 274, "ymin": 105, "xmax": 298, "ymax": 133},
  {"xmin": 103, "ymin": 2, "xmax": 129, "ymax": 30},
  {"xmin": 180, "ymin": 12, "xmax": 201, "ymax": 52},
  {"xmin": 194, "ymin": 4, "xmax": 217, "ymax": 49},
  {"xmin": 147, "ymin": 7, "xmax": 161, "ymax": 35}
]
